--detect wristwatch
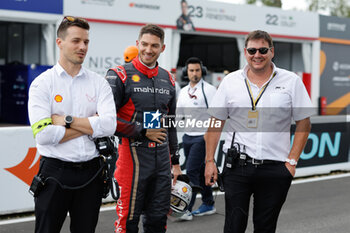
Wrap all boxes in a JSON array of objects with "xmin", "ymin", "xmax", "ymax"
[
  {"xmin": 286, "ymin": 158, "xmax": 298, "ymax": 166},
  {"xmin": 64, "ymin": 115, "xmax": 74, "ymax": 128}
]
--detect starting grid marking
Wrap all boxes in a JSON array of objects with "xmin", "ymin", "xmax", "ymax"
[{"xmin": 1, "ymin": 173, "xmax": 350, "ymax": 226}]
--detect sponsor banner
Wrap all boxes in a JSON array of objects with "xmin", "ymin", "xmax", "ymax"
[
  {"xmin": 0, "ymin": 127, "xmax": 37, "ymax": 214},
  {"xmin": 0, "ymin": 0, "xmax": 63, "ymax": 14},
  {"xmin": 83, "ymin": 22, "xmax": 141, "ymax": 75},
  {"xmin": 320, "ymin": 43, "xmax": 350, "ymax": 114},
  {"xmin": 64, "ymin": 0, "xmax": 318, "ymax": 39},
  {"xmin": 293, "ymin": 122, "xmax": 350, "ymax": 168},
  {"xmin": 320, "ymin": 15, "xmax": 350, "ymax": 40},
  {"xmin": 1, "ymin": 119, "xmax": 349, "ymax": 214}
]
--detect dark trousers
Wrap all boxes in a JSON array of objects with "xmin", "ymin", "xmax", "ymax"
[
  {"xmin": 223, "ymin": 162, "xmax": 293, "ymax": 233},
  {"xmin": 34, "ymin": 157, "xmax": 104, "ymax": 233},
  {"xmin": 183, "ymin": 134, "xmax": 214, "ymax": 211}
]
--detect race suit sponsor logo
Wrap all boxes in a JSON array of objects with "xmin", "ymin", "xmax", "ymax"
[
  {"xmin": 115, "ymin": 187, "xmax": 123, "ymax": 233},
  {"xmin": 132, "ymin": 75, "xmax": 141, "ymax": 82},
  {"xmin": 133, "ymin": 87, "xmax": 170, "ymax": 95}
]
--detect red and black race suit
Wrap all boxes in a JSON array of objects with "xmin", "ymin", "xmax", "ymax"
[{"xmin": 106, "ymin": 56, "xmax": 179, "ymax": 233}]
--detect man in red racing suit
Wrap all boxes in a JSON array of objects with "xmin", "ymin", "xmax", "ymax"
[{"xmin": 106, "ymin": 24, "xmax": 181, "ymax": 233}]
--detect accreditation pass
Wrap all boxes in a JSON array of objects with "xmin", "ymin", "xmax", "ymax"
[{"xmin": 247, "ymin": 110, "xmax": 258, "ymax": 128}]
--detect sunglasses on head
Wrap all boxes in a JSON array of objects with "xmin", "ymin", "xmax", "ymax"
[
  {"xmin": 62, "ymin": 16, "xmax": 87, "ymax": 23},
  {"xmin": 246, "ymin": 47, "xmax": 271, "ymax": 55}
]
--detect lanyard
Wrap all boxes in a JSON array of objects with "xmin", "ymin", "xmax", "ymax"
[{"xmin": 244, "ymin": 72, "xmax": 276, "ymax": 111}]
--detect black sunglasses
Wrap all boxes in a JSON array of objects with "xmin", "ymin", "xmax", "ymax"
[{"xmin": 246, "ymin": 47, "xmax": 271, "ymax": 55}]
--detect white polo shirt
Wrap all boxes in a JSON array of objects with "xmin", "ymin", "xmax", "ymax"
[
  {"xmin": 209, "ymin": 64, "xmax": 315, "ymax": 161},
  {"xmin": 28, "ymin": 63, "xmax": 116, "ymax": 162},
  {"xmin": 177, "ymin": 79, "xmax": 216, "ymax": 136}
]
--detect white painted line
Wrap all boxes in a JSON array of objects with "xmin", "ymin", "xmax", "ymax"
[
  {"xmin": 100, "ymin": 205, "xmax": 116, "ymax": 212},
  {"xmin": 209, "ymin": 173, "xmax": 350, "ymax": 197},
  {"xmin": 1, "ymin": 173, "xmax": 349, "ymax": 226},
  {"xmin": 0, "ymin": 205, "xmax": 117, "ymax": 226},
  {"xmin": 0, "ymin": 216, "xmax": 35, "ymax": 225},
  {"xmin": 0, "ymin": 205, "xmax": 118, "ymax": 226},
  {"xmin": 292, "ymin": 173, "xmax": 350, "ymax": 185}
]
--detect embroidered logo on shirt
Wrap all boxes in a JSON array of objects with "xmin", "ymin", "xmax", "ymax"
[
  {"xmin": 275, "ymin": 86, "xmax": 285, "ymax": 90},
  {"xmin": 188, "ymin": 88, "xmax": 197, "ymax": 99},
  {"xmin": 132, "ymin": 74, "xmax": 141, "ymax": 82},
  {"xmin": 54, "ymin": 95, "xmax": 63, "ymax": 102},
  {"xmin": 86, "ymin": 94, "xmax": 96, "ymax": 102},
  {"xmin": 182, "ymin": 187, "xmax": 188, "ymax": 193}
]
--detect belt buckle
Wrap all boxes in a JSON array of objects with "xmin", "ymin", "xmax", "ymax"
[
  {"xmin": 72, "ymin": 163, "xmax": 83, "ymax": 169},
  {"xmin": 252, "ymin": 158, "xmax": 263, "ymax": 165}
]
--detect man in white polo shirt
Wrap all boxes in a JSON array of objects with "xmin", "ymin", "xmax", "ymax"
[
  {"xmin": 204, "ymin": 30, "xmax": 314, "ymax": 233},
  {"xmin": 176, "ymin": 57, "xmax": 217, "ymax": 220}
]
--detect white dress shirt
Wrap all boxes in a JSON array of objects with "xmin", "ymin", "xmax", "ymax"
[
  {"xmin": 177, "ymin": 79, "xmax": 216, "ymax": 136},
  {"xmin": 209, "ymin": 63, "xmax": 315, "ymax": 161},
  {"xmin": 28, "ymin": 63, "xmax": 116, "ymax": 162}
]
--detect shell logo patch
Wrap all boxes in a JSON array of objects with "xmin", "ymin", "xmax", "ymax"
[
  {"xmin": 132, "ymin": 74, "xmax": 141, "ymax": 82},
  {"xmin": 182, "ymin": 187, "xmax": 188, "ymax": 193},
  {"xmin": 54, "ymin": 95, "xmax": 63, "ymax": 103}
]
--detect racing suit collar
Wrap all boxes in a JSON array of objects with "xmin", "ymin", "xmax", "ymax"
[{"xmin": 132, "ymin": 56, "xmax": 159, "ymax": 78}]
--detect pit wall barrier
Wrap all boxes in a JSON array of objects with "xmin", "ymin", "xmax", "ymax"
[{"xmin": 0, "ymin": 115, "xmax": 349, "ymax": 215}]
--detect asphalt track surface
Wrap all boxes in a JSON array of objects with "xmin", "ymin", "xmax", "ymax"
[{"xmin": 1, "ymin": 174, "xmax": 350, "ymax": 233}]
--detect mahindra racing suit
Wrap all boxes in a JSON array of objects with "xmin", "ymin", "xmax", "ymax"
[{"xmin": 106, "ymin": 56, "xmax": 179, "ymax": 233}]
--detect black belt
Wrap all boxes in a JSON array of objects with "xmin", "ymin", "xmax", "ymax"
[
  {"xmin": 244, "ymin": 156, "xmax": 284, "ymax": 165},
  {"xmin": 42, "ymin": 156, "xmax": 101, "ymax": 169}
]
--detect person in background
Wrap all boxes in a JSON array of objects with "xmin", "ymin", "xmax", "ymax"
[
  {"xmin": 204, "ymin": 30, "xmax": 314, "ymax": 233},
  {"xmin": 124, "ymin": 45, "xmax": 138, "ymax": 63},
  {"xmin": 28, "ymin": 16, "xmax": 116, "ymax": 233},
  {"xmin": 106, "ymin": 24, "xmax": 182, "ymax": 233},
  {"xmin": 176, "ymin": 57, "xmax": 217, "ymax": 221}
]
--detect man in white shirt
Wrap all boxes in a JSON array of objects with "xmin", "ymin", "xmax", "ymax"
[
  {"xmin": 204, "ymin": 30, "xmax": 314, "ymax": 233},
  {"xmin": 28, "ymin": 16, "xmax": 116, "ymax": 233},
  {"xmin": 176, "ymin": 57, "xmax": 217, "ymax": 220}
]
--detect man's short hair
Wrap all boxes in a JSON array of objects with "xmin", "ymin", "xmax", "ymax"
[
  {"xmin": 185, "ymin": 57, "xmax": 202, "ymax": 66},
  {"xmin": 183, "ymin": 57, "xmax": 207, "ymax": 77},
  {"xmin": 181, "ymin": 0, "xmax": 187, "ymax": 4},
  {"xmin": 57, "ymin": 16, "xmax": 90, "ymax": 39},
  {"xmin": 245, "ymin": 30, "xmax": 274, "ymax": 48},
  {"xmin": 138, "ymin": 24, "xmax": 165, "ymax": 44}
]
